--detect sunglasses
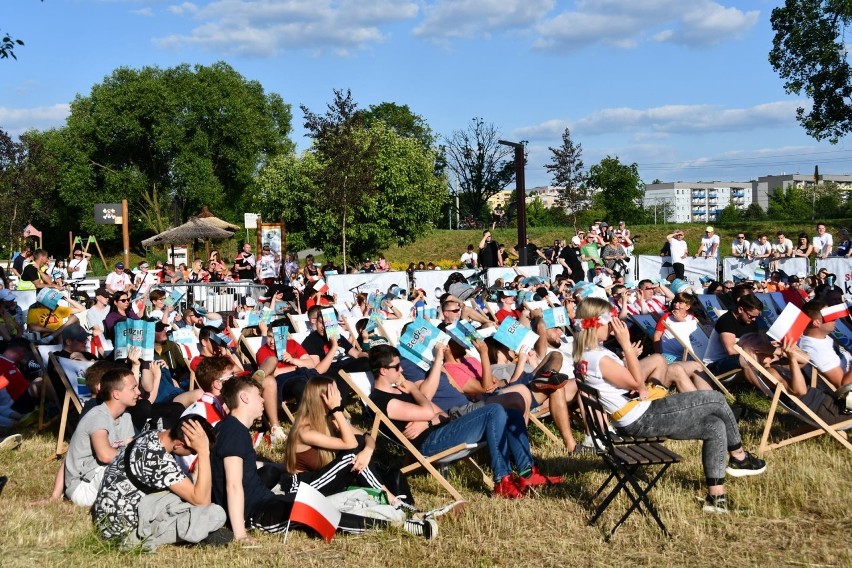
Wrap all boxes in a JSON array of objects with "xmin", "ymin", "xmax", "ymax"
[
  {"xmin": 117, "ymin": 298, "xmax": 129, "ymax": 303},
  {"xmin": 74, "ymin": 254, "xmax": 83, "ymax": 257},
  {"xmin": 384, "ymin": 363, "xmax": 401, "ymax": 371},
  {"xmin": 444, "ymin": 308, "xmax": 461, "ymax": 313}
]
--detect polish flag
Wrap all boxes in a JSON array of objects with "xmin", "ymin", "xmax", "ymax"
[
  {"xmin": 314, "ymin": 279, "xmax": 329, "ymax": 295},
  {"xmin": 821, "ymin": 303, "xmax": 850, "ymax": 323},
  {"xmin": 89, "ymin": 334, "xmax": 102, "ymax": 357},
  {"xmin": 767, "ymin": 303, "xmax": 811, "ymax": 344},
  {"xmin": 289, "ymin": 482, "xmax": 340, "ymax": 543}
]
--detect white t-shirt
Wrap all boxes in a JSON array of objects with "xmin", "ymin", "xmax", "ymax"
[
  {"xmin": 798, "ymin": 334, "xmax": 850, "ymax": 373},
  {"xmin": 668, "ymin": 238, "xmax": 688, "ymax": 261},
  {"xmin": 460, "ymin": 251, "xmax": 478, "ymax": 268},
  {"xmin": 257, "ymin": 253, "xmax": 278, "ymax": 280},
  {"xmin": 577, "ymin": 347, "xmax": 650, "ymax": 427},
  {"xmin": 813, "ymin": 233, "xmax": 834, "ymax": 256},
  {"xmin": 68, "ymin": 258, "xmax": 88, "ymax": 280},
  {"xmin": 699, "ymin": 234, "xmax": 720, "ymax": 257},
  {"xmin": 750, "ymin": 241, "xmax": 771, "ymax": 257},
  {"xmin": 772, "ymin": 238, "xmax": 793, "ymax": 255},
  {"xmin": 731, "ymin": 239, "xmax": 750, "ymax": 256},
  {"xmin": 105, "ymin": 271, "xmax": 132, "ymax": 292},
  {"xmin": 86, "ymin": 304, "xmax": 110, "ymax": 332}
]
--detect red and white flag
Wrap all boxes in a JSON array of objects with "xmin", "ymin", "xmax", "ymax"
[
  {"xmin": 289, "ymin": 482, "xmax": 340, "ymax": 543},
  {"xmin": 767, "ymin": 303, "xmax": 811, "ymax": 344},
  {"xmin": 821, "ymin": 303, "xmax": 850, "ymax": 323},
  {"xmin": 89, "ymin": 334, "xmax": 102, "ymax": 357},
  {"xmin": 314, "ymin": 279, "xmax": 329, "ymax": 295}
]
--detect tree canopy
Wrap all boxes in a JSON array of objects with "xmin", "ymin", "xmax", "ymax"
[
  {"xmin": 545, "ymin": 127, "xmax": 587, "ymax": 229},
  {"xmin": 586, "ymin": 156, "xmax": 646, "ymax": 224},
  {"xmin": 770, "ymin": 0, "xmax": 852, "ymax": 142},
  {"xmin": 41, "ymin": 61, "xmax": 293, "ymax": 239},
  {"xmin": 444, "ymin": 118, "xmax": 518, "ymax": 220}
]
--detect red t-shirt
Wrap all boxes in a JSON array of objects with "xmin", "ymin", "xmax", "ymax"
[
  {"xmin": 495, "ymin": 308, "xmax": 522, "ymax": 324},
  {"xmin": 0, "ymin": 356, "xmax": 28, "ymax": 400},
  {"xmin": 257, "ymin": 340, "xmax": 309, "ymax": 374}
]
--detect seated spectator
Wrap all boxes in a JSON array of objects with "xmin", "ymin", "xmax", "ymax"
[
  {"xmin": 86, "ymin": 288, "xmax": 112, "ymax": 336},
  {"xmin": 0, "ymin": 338, "xmax": 38, "ymax": 427},
  {"xmin": 749, "ymin": 234, "xmax": 772, "ymax": 268},
  {"xmin": 793, "ymin": 233, "xmax": 813, "ymax": 258},
  {"xmin": 573, "ymin": 297, "xmax": 766, "ymax": 514},
  {"xmin": 212, "ymin": 375, "xmax": 438, "ymax": 541},
  {"xmin": 493, "ymin": 291, "xmax": 522, "ymax": 324},
  {"xmin": 153, "ymin": 322, "xmax": 190, "ymax": 386},
  {"xmin": 0, "ymin": 290, "xmax": 23, "ymax": 340},
  {"xmin": 627, "ymin": 279, "xmax": 673, "ymax": 316},
  {"xmin": 765, "ymin": 271, "xmax": 786, "ymax": 293},
  {"xmin": 798, "ymin": 300, "xmax": 852, "ymax": 388},
  {"xmin": 703, "ymin": 294, "xmax": 763, "ymax": 377},
  {"xmin": 63, "ymin": 367, "xmax": 138, "ymax": 506},
  {"xmin": 695, "ymin": 226, "xmax": 720, "ymax": 259},
  {"xmin": 26, "ymin": 291, "xmax": 86, "ymax": 342},
  {"xmin": 835, "ymin": 227, "xmax": 851, "ymax": 257},
  {"xmin": 780, "ymin": 275, "xmax": 809, "ymax": 309},
  {"xmin": 368, "ymin": 344, "xmax": 563, "ymax": 499},
  {"xmin": 813, "ymin": 222, "xmax": 833, "ymax": 259},
  {"xmin": 92, "ymin": 415, "xmax": 228, "ymax": 549},
  {"xmin": 731, "ymin": 233, "xmax": 750, "ymax": 259},
  {"xmin": 739, "ymin": 333, "xmax": 849, "ymax": 425},
  {"xmin": 102, "ymin": 291, "xmax": 140, "ymax": 340},
  {"xmin": 57, "ymin": 323, "xmax": 101, "ymax": 361},
  {"xmin": 302, "ymin": 306, "xmax": 369, "ymax": 376},
  {"xmin": 281, "ymin": 376, "xmax": 411, "ymax": 506},
  {"xmin": 16, "ymin": 249, "xmax": 58, "ymax": 291},
  {"xmin": 354, "ymin": 318, "xmax": 389, "ymax": 352},
  {"xmin": 104, "ymin": 262, "xmax": 133, "ymax": 295},
  {"xmin": 147, "ymin": 289, "xmax": 178, "ymax": 325},
  {"xmin": 189, "ymin": 325, "xmax": 243, "ymax": 375}
]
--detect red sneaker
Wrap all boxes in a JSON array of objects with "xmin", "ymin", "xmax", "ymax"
[
  {"xmin": 516, "ymin": 466, "xmax": 564, "ymax": 492},
  {"xmin": 493, "ymin": 474, "xmax": 524, "ymax": 499}
]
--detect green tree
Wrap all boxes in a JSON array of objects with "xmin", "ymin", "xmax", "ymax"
[
  {"xmin": 586, "ymin": 156, "xmax": 645, "ymax": 224},
  {"xmin": 742, "ymin": 203, "xmax": 767, "ymax": 221},
  {"xmin": 545, "ymin": 127, "xmax": 587, "ymax": 230},
  {"xmin": 768, "ymin": 186, "xmax": 810, "ymax": 219},
  {"xmin": 444, "ymin": 118, "xmax": 518, "ymax": 221},
  {"xmin": 360, "ymin": 102, "xmax": 436, "ymax": 149},
  {"xmin": 45, "ymin": 62, "xmax": 292, "ymax": 239},
  {"xmin": 525, "ymin": 196, "xmax": 551, "ymax": 227},
  {"xmin": 770, "ymin": 1, "xmax": 852, "ymax": 142},
  {"xmin": 716, "ymin": 203, "xmax": 742, "ymax": 224}
]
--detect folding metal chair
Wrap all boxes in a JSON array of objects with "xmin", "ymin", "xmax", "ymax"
[{"xmin": 577, "ymin": 381, "xmax": 682, "ymax": 540}]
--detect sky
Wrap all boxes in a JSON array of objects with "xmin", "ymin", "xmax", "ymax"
[{"xmin": 3, "ymin": 0, "xmax": 851, "ymax": 189}]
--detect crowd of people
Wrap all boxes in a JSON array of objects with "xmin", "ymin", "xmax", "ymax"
[{"xmin": 0, "ymin": 218, "xmax": 850, "ymax": 548}]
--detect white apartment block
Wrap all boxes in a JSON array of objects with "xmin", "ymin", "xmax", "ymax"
[
  {"xmin": 644, "ymin": 182, "xmax": 752, "ymax": 223},
  {"xmin": 752, "ymin": 173, "xmax": 852, "ymax": 210}
]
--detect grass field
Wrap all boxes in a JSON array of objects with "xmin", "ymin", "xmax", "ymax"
[{"xmin": 2, "ymin": 388, "xmax": 851, "ymax": 567}]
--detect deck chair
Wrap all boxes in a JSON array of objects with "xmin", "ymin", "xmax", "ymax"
[
  {"xmin": 732, "ymin": 344, "xmax": 852, "ymax": 455},
  {"xmin": 31, "ymin": 343, "xmax": 63, "ymax": 430},
  {"xmin": 576, "ymin": 381, "xmax": 682, "ymax": 540},
  {"xmin": 528, "ymin": 402, "xmax": 562, "ymax": 445},
  {"xmin": 338, "ymin": 370, "xmax": 489, "ymax": 502},
  {"xmin": 697, "ymin": 294, "xmax": 725, "ymax": 324},
  {"xmin": 375, "ymin": 317, "xmax": 412, "ymax": 347},
  {"xmin": 49, "ymin": 353, "xmax": 94, "ymax": 456},
  {"xmin": 662, "ymin": 319, "xmax": 736, "ymax": 401},
  {"xmin": 288, "ymin": 313, "xmax": 310, "ymax": 334},
  {"xmin": 238, "ymin": 334, "xmax": 298, "ymax": 422}
]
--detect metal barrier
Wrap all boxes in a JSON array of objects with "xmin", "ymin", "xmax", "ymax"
[{"xmin": 151, "ymin": 281, "xmax": 267, "ymax": 314}]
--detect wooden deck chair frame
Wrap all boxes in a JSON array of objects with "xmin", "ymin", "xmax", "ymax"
[
  {"xmin": 528, "ymin": 403, "xmax": 561, "ymax": 445},
  {"xmin": 31, "ymin": 343, "xmax": 62, "ymax": 431},
  {"xmin": 338, "ymin": 370, "xmax": 489, "ymax": 502},
  {"xmin": 576, "ymin": 381, "xmax": 682, "ymax": 540},
  {"xmin": 662, "ymin": 319, "xmax": 736, "ymax": 401},
  {"xmin": 48, "ymin": 353, "xmax": 92, "ymax": 456},
  {"xmin": 732, "ymin": 344, "xmax": 852, "ymax": 455},
  {"xmin": 238, "ymin": 334, "xmax": 296, "ymax": 422}
]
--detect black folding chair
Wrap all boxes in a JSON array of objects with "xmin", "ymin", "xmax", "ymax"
[{"xmin": 577, "ymin": 381, "xmax": 681, "ymax": 539}]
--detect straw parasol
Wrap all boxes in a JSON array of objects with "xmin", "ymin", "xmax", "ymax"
[
  {"xmin": 196, "ymin": 206, "xmax": 240, "ymax": 231},
  {"xmin": 141, "ymin": 217, "xmax": 234, "ymax": 247}
]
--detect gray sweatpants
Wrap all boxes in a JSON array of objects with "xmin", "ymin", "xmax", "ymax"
[{"xmin": 128, "ymin": 492, "xmax": 226, "ymax": 551}]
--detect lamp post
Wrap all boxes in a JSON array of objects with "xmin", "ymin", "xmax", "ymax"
[{"xmin": 498, "ymin": 140, "xmax": 526, "ymax": 265}]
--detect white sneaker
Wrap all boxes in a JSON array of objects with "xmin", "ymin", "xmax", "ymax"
[
  {"xmin": 419, "ymin": 500, "xmax": 466, "ymax": 520},
  {"xmin": 0, "ymin": 434, "xmax": 22, "ymax": 451},
  {"xmin": 269, "ymin": 426, "xmax": 287, "ymax": 445},
  {"xmin": 403, "ymin": 518, "xmax": 438, "ymax": 539}
]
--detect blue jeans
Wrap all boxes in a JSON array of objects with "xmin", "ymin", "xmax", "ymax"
[
  {"xmin": 618, "ymin": 391, "xmax": 742, "ymax": 484},
  {"xmin": 419, "ymin": 403, "xmax": 533, "ymax": 481}
]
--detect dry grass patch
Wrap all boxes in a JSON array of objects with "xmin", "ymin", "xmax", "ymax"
[{"xmin": 1, "ymin": 407, "xmax": 851, "ymax": 567}]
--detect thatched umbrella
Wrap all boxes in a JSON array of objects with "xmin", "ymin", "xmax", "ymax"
[
  {"xmin": 142, "ymin": 217, "xmax": 234, "ymax": 265},
  {"xmin": 196, "ymin": 206, "xmax": 240, "ymax": 231}
]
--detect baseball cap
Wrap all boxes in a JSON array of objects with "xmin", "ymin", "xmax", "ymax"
[
  {"xmin": 0, "ymin": 289, "xmax": 16, "ymax": 302},
  {"xmin": 115, "ymin": 262, "xmax": 125, "ymax": 269},
  {"xmin": 62, "ymin": 323, "xmax": 90, "ymax": 342},
  {"xmin": 571, "ymin": 236, "xmax": 582, "ymax": 246},
  {"xmin": 706, "ymin": 226, "xmax": 714, "ymax": 232},
  {"xmin": 787, "ymin": 275, "xmax": 801, "ymax": 284}
]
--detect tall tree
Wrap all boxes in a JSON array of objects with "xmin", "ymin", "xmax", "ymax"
[
  {"xmin": 545, "ymin": 127, "xmax": 587, "ymax": 229},
  {"xmin": 360, "ymin": 102, "xmax": 436, "ymax": 149},
  {"xmin": 586, "ymin": 156, "xmax": 645, "ymax": 224},
  {"xmin": 301, "ymin": 89, "xmax": 379, "ymax": 269},
  {"xmin": 444, "ymin": 118, "xmax": 517, "ymax": 221},
  {"xmin": 770, "ymin": 1, "xmax": 852, "ymax": 142},
  {"xmin": 45, "ymin": 62, "xmax": 292, "ymax": 238}
]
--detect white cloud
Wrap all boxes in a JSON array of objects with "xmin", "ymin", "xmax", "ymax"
[
  {"xmin": 534, "ymin": 0, "xmax": 758, "ymax": 52},
  {"xmin": 157, "ymin": 0, "xmax": 419, "ymax": 56},
  {"xmin": 413, "ymin": 0, "xmax": 555, "ymax": 39},
  {"xmin": 512, "ymin": 100, "xmax": 804, "ymax": 140},
  {"xmin": 0, "ymin": 104, "xmax": 70, "ymax": 137},
  {"xmin": 132, "ymin": 7, "xmax": 154, "ymax": 16}
]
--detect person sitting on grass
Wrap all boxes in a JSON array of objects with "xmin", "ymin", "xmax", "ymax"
[
  {"xmin": 211, "ymin": 375, "xmax": 439, "ymax": 542},
  {"xmin": 573, "ymin": 297, "xmax": 766, "ymax": 514},
  {"xmin": 92, "ymin": 415, "xmax": 230, "ymax": 549},
  {"xmin": 63, "ymin": 367, "xmax": 139, "ymax": 506},
  {"xmin": 368, "ymin": 344, "xmax": 563, "ymax": 500},
  {"xmin": 281, "ymin": 375, "xmax": 413, "ymax": 509}
]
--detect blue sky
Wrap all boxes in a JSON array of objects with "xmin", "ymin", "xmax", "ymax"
[{"xmin": 3, "ymin": 0, "xmax": 850, "ymax": 188}]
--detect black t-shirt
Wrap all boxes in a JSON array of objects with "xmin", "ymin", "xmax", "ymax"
[
  {"xmin": 212, "ymin": 416, "xmax": 272, "ymax": 520},
  {"xmin": 479, "ymin": 241, "xmax": 499, "ymax": 268},
  {"xmin": 369, "ymin": 388, "xmax": 435, "ymax": 449},
  {"xmin": 12, "ymin": 255, "xmax": 26, "ymax": 274},
  {"xmin": 234, "ymin": 253, "xmax": 255, "ymax": 276},
  {"xmin": 302, "ymin": 330, "xmax": 354, "ymax": 360},
  {"xmin": 20, "ymin": 264, "xmax": 41, "ymax": 284},
  {"xmin": 559, "ymin": 247, "xmax": 584, "ymax": 278},
  {"xmin": 713, "ymin": 309, "xmax": 758, "ymax": 338}
]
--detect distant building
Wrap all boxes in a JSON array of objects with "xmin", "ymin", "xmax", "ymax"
[
  {"xmin": 753, "ymin": 173, "xmax": 852, "ymax": 210},
  {"xmin": 644, "ymin": 182, "xmax": 752, "ymax": 223},
  {"xmin": 486, "ymin": 190, "xmax": 513, "ymax": 210}
]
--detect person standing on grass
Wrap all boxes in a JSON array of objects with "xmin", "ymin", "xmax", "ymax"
[
  {"xmin": 665, "ymin": 230, "xmax": 688, "ymax": 280},
  {"xmin": 573, "ymin": 297, "xmax": 766, "ymax": 514}
]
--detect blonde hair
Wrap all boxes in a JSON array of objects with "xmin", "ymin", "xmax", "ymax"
[
  {"xmin": 284, "ymin": 376, "xmax": 337, "ymax": 473},
  {"xmin": 572, "ymin": 297, "xmax": 610, "ymax": 363}
]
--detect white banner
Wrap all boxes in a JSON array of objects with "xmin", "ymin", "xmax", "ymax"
[
  {"xmin": 815, "ymin": 258, "xmax": 852, "ymax": 300},
  {"xmin": 485, "ymin": 265, "xmax": 548, "ymax": 287},
  {"xmin": 411, "ymin": 269, "xmax": 474, "ymax": 306},
  {"xmin": 722, "ymin": 257, "xmax": 808, "ymax": 283},
  {"xmin": 326, "ymin": 272, "xmax": 409, "ymax": 307},
  {"xmin": 636, "ymin": 255, "xmax": 717, "ymax": 285}
]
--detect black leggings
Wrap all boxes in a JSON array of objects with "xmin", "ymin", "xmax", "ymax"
[{"xmin": 280, "ymin": 450, "xmax": 387, "ymax": 496}]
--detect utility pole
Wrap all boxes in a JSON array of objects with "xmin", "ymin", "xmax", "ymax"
[{"xmin": 498, "ymin": 140, "xmax": 526, "ymax": 265}]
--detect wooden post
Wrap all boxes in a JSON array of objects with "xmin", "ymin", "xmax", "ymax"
[
  {"xmin": 121, "ymin": 199, "xmax": 130, "ymax": 269},
  {"xmin": 89, "ymin": 236, "xmax": 108, "ymax": 277},
  {"xmin": 68, "ymin": 232, "xmax": 73, "ymax": 259},
  {"xmin": 255, "ymin": 215, "xmax": 263, "ymax": 255}
]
